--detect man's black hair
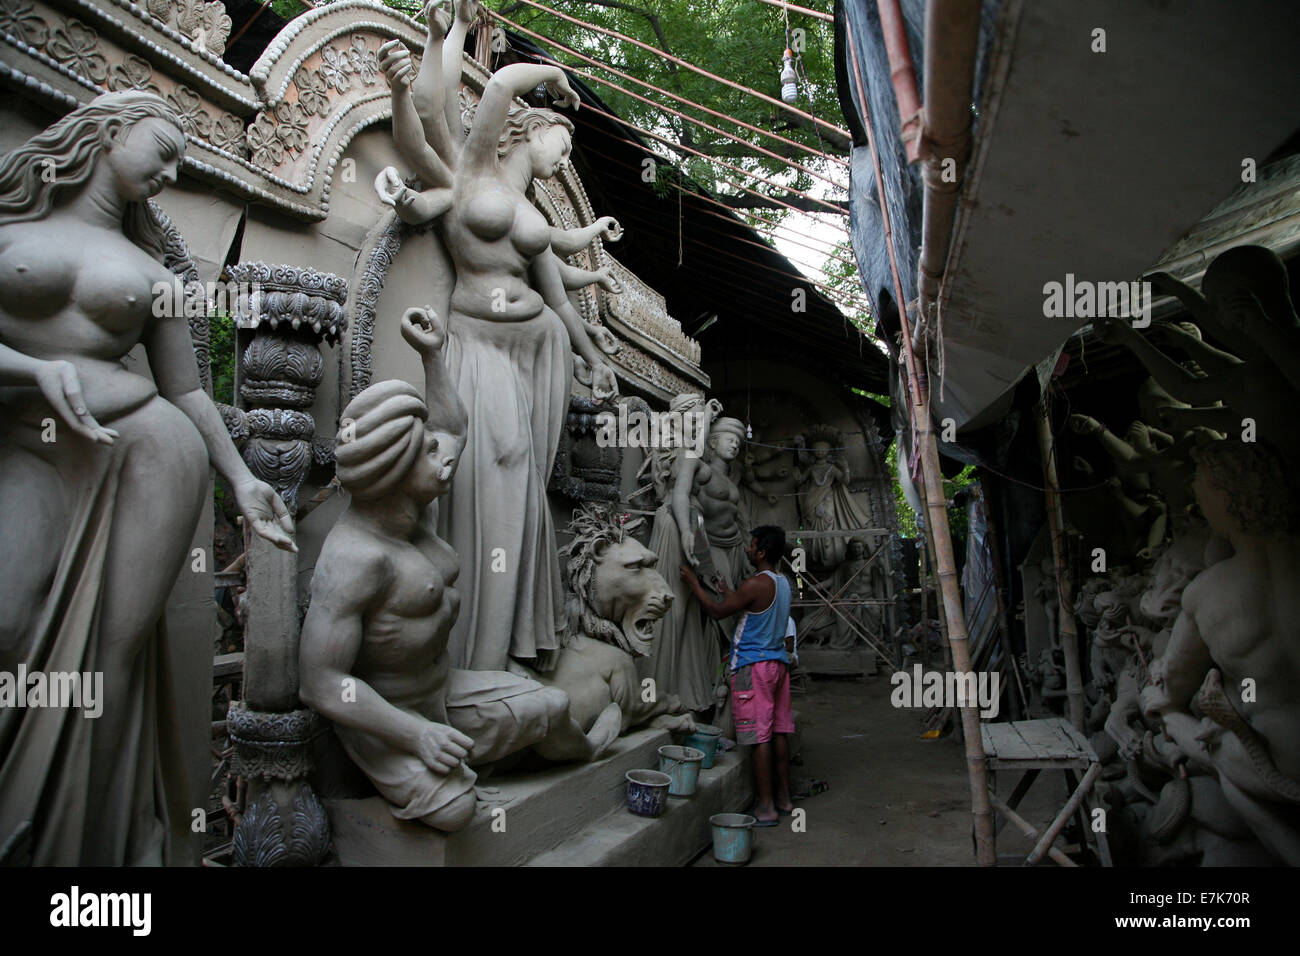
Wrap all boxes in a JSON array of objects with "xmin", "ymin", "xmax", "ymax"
[{"xmin": 751, "ymin": 525, "xmax": 786, "ymax": 565}]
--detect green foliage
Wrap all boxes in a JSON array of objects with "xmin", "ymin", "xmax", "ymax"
[{"xmin": 885, "ymin": 438, "xmax": 976, "ymax": 546}]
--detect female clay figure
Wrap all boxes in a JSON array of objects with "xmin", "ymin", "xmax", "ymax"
[
  {"xmin": 675, "ymin": 414, "xmax": 752, "ymax": 591},
  {"xmin": 792, "ymin": 426, "xmax": 872, "ymax": 569},
  {"xmin": 375, "ymin": 0, "xmax": 620, "ymax": 671},
  {"xmin": 635, "ymin": 393, "xmax": 723, "ymax": 712},
  {"xmin": 0, "ymin": 92, "xmax": 295, "ymax": 865}
]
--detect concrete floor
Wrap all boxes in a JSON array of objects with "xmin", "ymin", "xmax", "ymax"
[{"xmin": 692, "ymin": 672, "xmax": 978, "ymax": 866}]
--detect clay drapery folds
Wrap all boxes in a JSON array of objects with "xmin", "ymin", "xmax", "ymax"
[
  {"xmin": 0, "ymin": 91, "xmax": 296, "ymax": 865},
  {"xmin": 374, "ymin": 0, "xmax": 622, "ymax": 673}
]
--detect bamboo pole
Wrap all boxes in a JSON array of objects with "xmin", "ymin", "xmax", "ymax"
[
  {"xmin": 976, "ymin": 483, "xmax": 1023, "ymax": 720},
  {"xmin": 1025, "ymin": 763, "xmax": 1101, "ymax": 866},
  {"xmin": 988, "ymin": 792, "xmax": 1077, "ymax": 867},
  {"xmin": 1034, "ymin": 398, "xmax": 1086, "ymax": 730},
  {"xmin": 846, "ymin": 32, "xmax": 995, "ymax": 865}
]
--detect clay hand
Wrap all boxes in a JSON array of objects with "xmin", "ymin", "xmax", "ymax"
[
  {"xmin": 453, "ymin": 0, "xmax": 479, "ymax": 24},
  {"xmin": 416, "ymin": 722, "xmax": 474, "ymax": 773},
  {"xmin": 33, "ymin": 359, "xmax": 119, "ymax": 445},
  {"xmin": 544, "ymin": 75, "xmax": 580, "ymax": 111},
  {"xmin": 424, "ymin": 0, "xmax": 453, "ymax": 33},
  {"xmin": 593, "ymin": 267, "xmax": 623, "ymax": 295},
  {"xmin": 681, "ymin": 534, "xmax": 699, "ymax": 567},
  {"xmin": 590, "ymin": 361, "xmax": 618, "ymax": 400},
  {"xmin": 401, "ymin": 305, "xmax": 447, "ymax": 356},
  {"xmin": 374, "ymin": 166, "xmax": 413, "ymax": 208},
  {"xmin": 586, "ymin": 321, "xmax": 620, "ymax": 354},
  {"xmin": 1068, "ymin": 413, "xmax": 1103, "ymax": 436},
  {"xmin": 595, "ymin": 216, "xmax": 623, "ymax": 242},
  {"xmin": 235, "ymin": 478, "xmax": 297, "ymax": 553},
  {"xmin": 378, "ymin": 40, "xmax": 415, "ymax": 88}
]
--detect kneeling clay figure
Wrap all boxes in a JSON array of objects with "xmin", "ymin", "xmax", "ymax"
[{"xmin": 298, "ymin": 307, "xmax": 620, "ymax": 832}]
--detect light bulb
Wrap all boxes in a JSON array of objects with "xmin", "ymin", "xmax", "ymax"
[{"xmin": 780, "ymin": 50, "xmax": 798, "ymax": 104}]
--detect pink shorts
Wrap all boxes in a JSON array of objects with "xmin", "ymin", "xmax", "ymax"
[{"xmin": 731, "ymin": 660, "xmax": 794, "ymax": 745}]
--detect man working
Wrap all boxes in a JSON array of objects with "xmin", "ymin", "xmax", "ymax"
[{"xmin": 681, "ymin": 525, "xmax": 794, "ymax": 826}]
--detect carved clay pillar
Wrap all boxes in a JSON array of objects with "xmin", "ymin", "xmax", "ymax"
[{"xmin": 224, "ymin": 262, "xmax": 347, "ymax": 867}]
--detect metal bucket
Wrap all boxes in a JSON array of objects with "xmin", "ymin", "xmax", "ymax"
[
  {"xmin": 657, "ymin": 745, "xmax": 705, "ymax": 796},
  {"xmin": 684, "ymin": 724, "xmax": 723, "ymax": 769},
  {"xmin": 709, "ymin": 812, "xmax": 756, "ymax": 864},
  {"xmin": 625, "ymin": 769, "xmax": 672, "ymax": 817}
]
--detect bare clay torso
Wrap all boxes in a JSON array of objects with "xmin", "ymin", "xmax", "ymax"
[
  {"xmin": 0, "ymin": 217, "xmax": 179, "ymax": 417},
  {"xmin": 693, "ymin": 453, "xmax": 742, "ymax": 542},
  {"xmin": 1184, "ymin": 548, "xmax": 1300, "ymax": 781},
  {"xmin": 337, "ymin": 517, "xmax": 462, "ymax": 717},
  {"xmin": 444, "ymin": 175, "xmax": 552, "ymax": 323}
]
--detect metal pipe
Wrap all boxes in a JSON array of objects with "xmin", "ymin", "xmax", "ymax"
[{"xmin": 917, "ymin": 0, "xmax": 982, "ymax": 315}]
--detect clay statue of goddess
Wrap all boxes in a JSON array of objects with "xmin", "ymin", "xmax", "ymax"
[
  {"xmin": 0, "ymin": 91, "xmax": 295, "ymax": 865},
  {"xmin": 374, "ymin": 0, "xmax": 621, "ymax": 672}
]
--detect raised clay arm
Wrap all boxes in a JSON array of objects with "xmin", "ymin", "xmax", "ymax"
[
  {"xmin": 1096, "ymin": 319, "xmax": 1225, "ymax": 407},
  {"xmin": 550, "ymin": 216, "xmax": 621, "ymax": 255},
  {"xmin": 378, "ymin": 40, "xmax": 453, "ymax": 188},
  {"xmin": 400, "ymin": 306, "xmax": 467, "ymax": 459},
  {"xmin": 441, "ymin": 0, "xmax": 477, "ymax": 150},
  {"xmin": 463, "ymin": 62, "xmax": 577, "ymax": 172},
  {"xmin": 671, "ymin": 454, "xmax": 699, "ymax": 566}
]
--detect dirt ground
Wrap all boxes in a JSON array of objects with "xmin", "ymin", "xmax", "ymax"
[{"xmin": 692, "ymin": 671, "xmax": 978, "ymax": 866}]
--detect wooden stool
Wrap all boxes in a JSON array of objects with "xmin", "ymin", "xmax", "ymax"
[{"xmin": 981, "ymin": 717, "xmax": 1112, "ymax": 867}]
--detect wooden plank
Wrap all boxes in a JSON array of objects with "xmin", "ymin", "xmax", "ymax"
[
  {"xmin": 982, "ymin": 722, "xmax": 1037, "ymax": 761},
  {"xmin": 1014, "ymin": 719, "xmax": 1078, "ymax": 759},
  {"xmin": 988, "ymin": 758, "xmax": 1091, "ymax": 771},
  {"xmin": 1055, "ymin": 717, "xmax": 1100, "ymax": 761},
  {"xmin": 213, "ymin": 652, "xmax": 244, "ymax": 680}
]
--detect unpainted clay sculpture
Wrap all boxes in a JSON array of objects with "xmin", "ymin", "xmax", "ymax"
[
  {"xmin": 298, "ymin": 307, "xmax": 619, "ymax": 833},
  {"xmin": 522, "ymin": 504, "xmax": 695, "ymax": 736},
  {"xmin": 675, "ymin": 414, "xmax": 752, "ymax": 590},
  {"xmin": 1140, "ymin": 439, "xmax": 1300, "ymax": 864},
  {"xmin": 375, "ymin": 0, "xmax": 622, "ymax": 673},
  {"xmin": 635, "ymin": 392, "xmax": 724, "ymax": 712},
  {"xmin": 792, "ymin": 425, "xmax": 873, "ymax": 569},
  {"xmin": 0, "ymin": 91, "xmax": 296, "ymax": 865}
]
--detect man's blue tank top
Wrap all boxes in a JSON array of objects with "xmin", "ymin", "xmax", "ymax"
[{"xmin": 730, "ymin": 570, "xmax": 792, "ymax": 671}]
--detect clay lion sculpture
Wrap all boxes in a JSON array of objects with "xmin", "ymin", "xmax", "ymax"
[{"xmin": 519, "ymin": 505, "xmax": 698, "ymax": 739}]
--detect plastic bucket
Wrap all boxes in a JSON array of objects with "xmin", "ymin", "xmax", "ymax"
[
  {"xmin": 657, "ymin": 745, "xmax": 705, "ymax": 796},
  {"xmin": 625, "ymin": 769, "xmax": 672, "ymax": 817},
  {"xmin": 710, "ymin": 812, "xmax": 756, "ymax": 864}
]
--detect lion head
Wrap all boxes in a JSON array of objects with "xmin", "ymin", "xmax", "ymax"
[{"xmin": 560, "ymin": 504, "xmax": 674, "ymax": 656}]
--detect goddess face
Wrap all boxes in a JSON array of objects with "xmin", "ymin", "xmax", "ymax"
[
  {"xmin": 103, "ymin": 117, "xmax": 185, "ymax": 203},
  {"xmin": 709, "ymin": 431, "xmax": 741, "ymax": 462},
  {"xmin": 527, "ymin": 125, "xmax": 571, "ymax": 180},
  {"xmin": 812, "ymin": 441, "xmax": 832, "ymax": 460}
]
